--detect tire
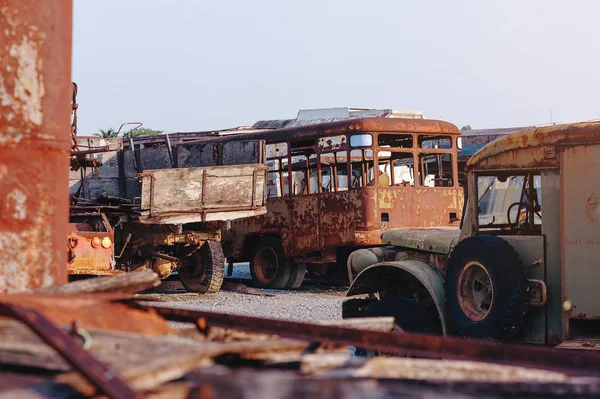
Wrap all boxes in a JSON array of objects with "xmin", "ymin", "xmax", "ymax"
[
  {"xmin": 179, "ymin": 240, "xmax": 225, "ymax": 294},
  {"xmin": 249, "ymin": 237, "xmax": 292, "ymax": 289},
  {"xmin": 285, "ymin": 262, "xmax": 306, "ymax": 289},
  {"xmin": 356, "ymin": 297, "xmax": 442, "ymax": 357},
  {"xmin": 444, "ymin": 235, "xmax": 527, "ymax": 339}
]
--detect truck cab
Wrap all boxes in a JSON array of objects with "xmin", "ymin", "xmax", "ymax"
[{"xmin": 344, "ymin": 122, "xmax": 600, "ymax": 346}]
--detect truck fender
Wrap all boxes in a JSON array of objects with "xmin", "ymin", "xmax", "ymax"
[{"xmin": 346, "ymin": 260, "xmax": 447, "ymax": 335}]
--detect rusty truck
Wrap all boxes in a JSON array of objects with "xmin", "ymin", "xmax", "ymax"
[
  {"xmin": 343, "ymin": 122, "xmax": 600, "ymax": 347},
  {"xmin": 68, "ymin": 134, "xmax": 267, "ymax": 293}
]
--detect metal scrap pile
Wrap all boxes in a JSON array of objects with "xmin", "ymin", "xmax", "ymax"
[{"xmin": 1, "ymin": 271, "xmax": 600, "ymax": 398}]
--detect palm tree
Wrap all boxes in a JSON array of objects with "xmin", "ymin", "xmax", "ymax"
[{"xmin": 96, "ymin": 128, "xmax": 119, "ymax": 138}]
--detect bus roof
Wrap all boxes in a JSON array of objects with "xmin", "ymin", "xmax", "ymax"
[
  {"xmin": 466, "ymin": 122, "xmax": 600, "ymax": 171},
  {"xmin": 226, "ymin": 118, "xmax": 459, "ymax": 144},
  {"xmin": 122, "ymin": 118, "xmax": 459, "ymax": 149}
]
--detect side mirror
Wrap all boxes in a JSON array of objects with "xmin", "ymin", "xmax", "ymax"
[{"xmin": 456, "ymin": 137, "xmax": 463, "ymax": 150}]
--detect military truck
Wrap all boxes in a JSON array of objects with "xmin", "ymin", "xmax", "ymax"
[{"xmin": 343, "ymin": 122, "xmax": 600, "ymax": 347}]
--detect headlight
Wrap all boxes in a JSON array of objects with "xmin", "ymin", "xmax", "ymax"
[
  {"xmin": 91, "ymin": 237, "xmax": 101, "ymax": 248},
  {"xmin": 101, "ymin": 237, "xmax": 112, "ymax": 249}
]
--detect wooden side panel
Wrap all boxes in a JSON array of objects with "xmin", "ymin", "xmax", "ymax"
[{"xmin": 141, "ymin": 165, "xmax": 265, "ymax": 213}]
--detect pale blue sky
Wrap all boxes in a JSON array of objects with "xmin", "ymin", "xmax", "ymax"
[{"xmin": 73, "ymin": 1, "xmax": 600, "ymax": 135}]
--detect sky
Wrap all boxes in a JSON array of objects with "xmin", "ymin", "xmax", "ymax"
[{"xmin": 73, "ymin": 1, "xmax": 600, "ymax": 135}]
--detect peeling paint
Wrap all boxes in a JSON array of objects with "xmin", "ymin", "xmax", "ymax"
[
  {"xmin": 8, "ymin": 36, "xmax": 45, "ymax": 126},
  {"xmin": 0, "ymin": 1, "xmax": 71, "ymax": 292}
]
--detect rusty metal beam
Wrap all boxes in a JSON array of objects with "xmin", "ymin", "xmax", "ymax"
[
  {"xmin": 0, "ymin": 0, "xmax": 72, "ymax": 291},
  {"xmin": 146, "ymin": 305, "xmax": 600, "ymax": 376},
  {"xmin": 0, "ymin": 302, "xmax": 139, "ymax": 399}
]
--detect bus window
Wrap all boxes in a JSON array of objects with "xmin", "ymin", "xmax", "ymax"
[
  {"xmin": 291, "ymin": 155, "xmax": 308, "ymax": 195},
  {"xmin": 266, "ymin": 142, "xmax": 289, "ymax": 197},
  {"xmin": 377, "ymin": 150, "xmax": 392, "ymax": 187},
  {"xmin": 418, "ymin": 153, "xmax": 453, "ymax": 187},
  {"xmin": 336, "ymin": 151, "xmax": 349, "ymax": 191},
  {"xmin": 389, "ymin": 152, "xmax": 415, "ymax": 186},
  {"xmin": 281, "ymin": 157, "xmax": 290, "ymax": 196},
  {"xmin": 318, "ymin": 135, "xmax": 347, "ymax": 152},
  {"xmin": 266, "ymin": 142, "xmax": 288, "ymax": 158},
  {"xmin": 319, "ymin": 153, "xmax": 335, "ymax": 192},
  {"xmin": 349, "ymin": 149, "xmax": 374, "ymax": 187},
  {"xmin": 378, "ymin": 134, "xmax": 413, "ymax": 148},
  {"xmin": 291, "ymin": 150, "xmax": 318, "ymax": 195},
  {"xmin": 419, "ymin": 135, "xmax": 452, "ymax": 149},
  {"xmin": 266, "ymin": 159, "xmax": 282, "ymax": 198},
  {"xmin": 350, "ymin": 134, "xmax": 373, "ymax": 148}
]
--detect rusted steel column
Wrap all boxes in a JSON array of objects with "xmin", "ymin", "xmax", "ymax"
[{"xmin": 0, "ymin": 1, "xmax": 72, "ymax": 291}]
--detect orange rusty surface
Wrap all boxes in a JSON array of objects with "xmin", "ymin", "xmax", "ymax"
[
  {"xmin": 466, "ymin": 122, "xmax": 600, "ymax": 171},
  {"xmin": 223, "ymin": 185, "xmax": 463, "ymax": 260},
  {"xmin": 0, "ymin": 1, "xmax": 72, "ymax": 292},
  {"xmin": 0, "ymin": 293, "xmax": 173, "ymax": 335},
  {"xmin": 67, "ymin": 223, "xmax": 115, "ymax": 275}
]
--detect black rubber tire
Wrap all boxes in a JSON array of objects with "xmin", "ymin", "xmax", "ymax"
[
  {"xmin": 179, "ymin": 240, "xmax": 225, "ymax": 294},
  {"xmin": 444, "ymin": 235, "xmax": 527, "ymax": 339},
  {"xmin": 249, "ymin": 237, "xmax": 292, "ymax": 289},
  {"xmin": 285, "ymin": 262, "xmax": 306, "ymax": 289}
]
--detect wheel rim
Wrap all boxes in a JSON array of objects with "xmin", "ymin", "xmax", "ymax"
[
  {"xmin": 254, "ymin": 246, "xmax": 278, "ymax": 284},
  {"xmin": 457, "ymin": 261, "xmax": 494, "ymax": 322}
]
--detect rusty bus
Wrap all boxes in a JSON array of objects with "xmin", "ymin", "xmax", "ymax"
[
  {"xmin": 220, "ymin": 118, "xmax": 465, "ymax": 289},
  {"xmin": 343, "ymin": 122, "xmax": 600, "ymax": 348}
]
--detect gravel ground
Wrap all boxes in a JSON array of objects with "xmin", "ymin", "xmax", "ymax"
[{"xmin": 137, "ymin": 263, "xmax": 349, "ymax": 325}]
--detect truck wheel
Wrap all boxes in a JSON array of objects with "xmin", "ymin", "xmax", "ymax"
[
  {"xmin": 179, "ymin": 240, "xmax": 225, "ymax": 294},
  {"xmin": 445, "ymin": 235, "xmax": 527, "ymax": 339},
  {"xmin": 250, "ymin": 237, "xmax": 292, "ymax": 289},
  {"xmin": 285, "ymin": 262, "xmax": 306, "ymax": 289}
]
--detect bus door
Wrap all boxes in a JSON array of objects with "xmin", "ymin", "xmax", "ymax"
[
  {"xmin": 317, "ymin": 138, "xmax": 357, "ymax": 249},
  {"xmin": 290, "ymin": 151, "xmax": 320, "ymax": 254}
]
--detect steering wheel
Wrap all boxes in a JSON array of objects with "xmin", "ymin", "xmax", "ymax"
[{"xmin": 506, "ymin": 201, "xmax": 541, "ymax": 231}]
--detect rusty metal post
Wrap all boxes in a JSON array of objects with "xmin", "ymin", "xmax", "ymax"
[{"xmin": 0, "ymin": 1, "xmax": 72, "ymax": 291}]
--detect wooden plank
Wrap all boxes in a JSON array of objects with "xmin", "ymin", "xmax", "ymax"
[
  {"xmin": 34, "ymin": 269, "xmax": 160, "ymax": 295},
  {"xmin": 314, "ymin": 317, "xmax": 394, "ymax": 332},
  {"xmin": 0, "ymin": 319, "xmax": 310, "ymax": 395},
  {"xmin": 299, "ymin": 354, "xmax": 569, "ymax": 383}
]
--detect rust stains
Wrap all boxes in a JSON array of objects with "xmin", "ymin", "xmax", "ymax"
[
  {"xmin": 467, "ymin": 122, "xmax": 600, "ymax": 171},
  {"xmin": 0, "ymin": 1, "xmax": 72, "ymax": 292}
]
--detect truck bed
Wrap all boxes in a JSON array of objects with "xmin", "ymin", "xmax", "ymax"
[{"xmin": 138, "ymin": 164, "xmax": 267, "ymax": 224}]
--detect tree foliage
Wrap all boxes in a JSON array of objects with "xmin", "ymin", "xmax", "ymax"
[
  {"xmin": 96, "ymin": 128, "xmax": 119, "ymax": 138},
  {"xmin": 460, "ymin": 125, "xmax": 472, "ymax": 131},
  {"xmin": 95, "ymin": 126, "xmax": 163, "ymax": 138},
  {"xmin": 125, "ymin": 127, "xmax": 163, "ymax": 138}
]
